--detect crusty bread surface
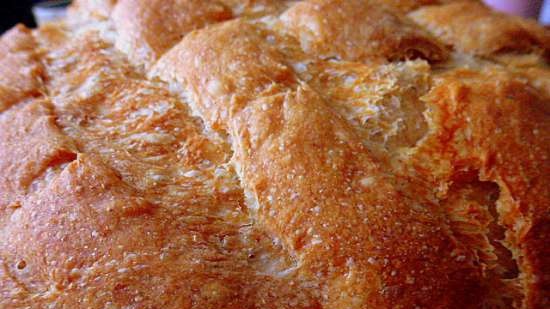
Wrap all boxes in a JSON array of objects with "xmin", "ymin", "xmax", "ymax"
[{"xmin": 0, "ymin": 1, "xmax": 548, "ymax": 308}]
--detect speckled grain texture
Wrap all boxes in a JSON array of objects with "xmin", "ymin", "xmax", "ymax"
[{"xmin": 0, "ymin": 0, "xmax": 548, "ymax": 308}]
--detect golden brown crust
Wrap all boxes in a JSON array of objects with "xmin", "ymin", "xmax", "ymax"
[
  {"xmin": 152, "ymin": 19, "xmax": 486, "ymax": 308},
  {"xmin": 303, "ymin": 59, "xmax": 432, "ymax": 156},
  {"xmin": 111, "ymin": 0, "xmax": 296, "ymax": 68},
  {"xmin": 0, "ymin": 25, "xmax": 44, "ymax": 112},
  {"xmin": 0, "ymin": 0, "xmax": 548, "ymax": 308},
  {"xmin": 280, "ymin": 0, "xmax": 449, "ymax": 63},
  {"xmin": 1, "ymin": 22, "xmax": 325, "ymax": 308},
  {"xmin": 376, "ymin": 0, "xmax": 480, "ymax": 13},
  {"xmin": 112, "ymin": 0, "xmax": 232, "ymax": 68},
  {"xmin": 405, "ymin": 67, "xmax": 550, "ymax": 308},
  {"xmin": 0, "ymin": 100, "xmax": 76, "ymax": 217},
  {"xmin": 151, "ymin": 21, "xmax": 297, "ymax": 129},
  {"xmin": 410, "ymin": 1, "xmax": 550, "ymax": 60},
  {"xmin": 1, "ymin": 154, "xmax": 321, "ymax": 308}
]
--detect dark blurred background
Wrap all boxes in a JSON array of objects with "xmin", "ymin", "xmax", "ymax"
[{"xmin": 1, "ymin": 0, "xmax": 38, "ymax": 33}]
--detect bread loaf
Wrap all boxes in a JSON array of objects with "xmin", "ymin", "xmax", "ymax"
[{"xmin": 1, "ymin": 0, "xmax": 548, "ymax": 308}]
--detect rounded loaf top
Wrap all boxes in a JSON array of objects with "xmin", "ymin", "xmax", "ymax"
[{"xmin": 0, "ymin": 1, "xmax": 549, "ymax": 308}]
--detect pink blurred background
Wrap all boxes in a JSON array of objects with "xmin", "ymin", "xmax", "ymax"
[{"xmin": 484, "ymin": 0, "xmax": 550, "ymax": 24}]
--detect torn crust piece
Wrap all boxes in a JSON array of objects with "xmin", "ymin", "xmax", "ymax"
[
  {"xmin": 280, "ymin": 0, "xmax": 449, "ymax": 64},
  {"xmin": 407, "ymin": 67, "xmax": 550, "ymax": 308},
  {"xmin": 153, "ymin": 20, "xmax": 485, "ymax": 308},
  {"xmin": 0, "ymin": 100, "xmax": 76, "ymax": 224},
  {"xmin": 304, "ymin": 59, "xmax": 432, "ymax": 159},
  {"xmin": 409, "ymin": 1, "xmax": 550, "ymax": 61},
  {"xmin": 112, "ymin": 0, "xmax": 232, "ymax": 68},
  {"xmin": 0, "ymin": 25, "xmax": 44, "ymax": 113}
]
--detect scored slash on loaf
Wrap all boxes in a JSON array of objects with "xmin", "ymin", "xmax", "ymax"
[{"xmin": 0, "ymin": 0, "xmax": 549, "ymax": 308}]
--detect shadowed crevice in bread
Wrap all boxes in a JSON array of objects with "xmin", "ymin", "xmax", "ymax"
[{"xmin": 442, "ymin": 174, "xmax": 522, "ymax": 307}]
